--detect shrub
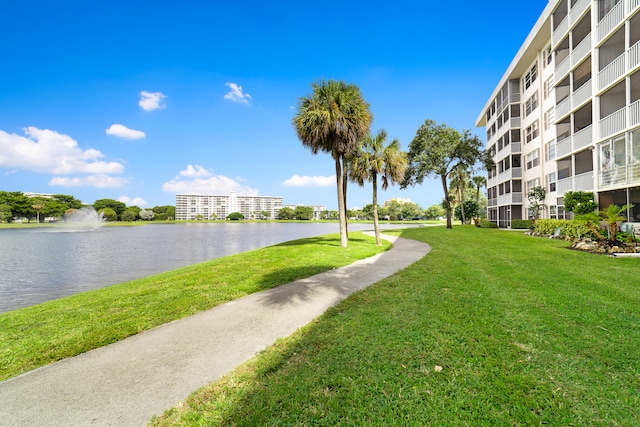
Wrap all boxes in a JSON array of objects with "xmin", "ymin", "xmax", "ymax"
[
  {"xmin": 478, "ymin": 219, "xmax": 498, "ymax": 228},
  {"xmin": 532, "ymin": 219, "xmax": 565, "ymax": 235},
  {"xmin": 511, "ymin": 219, "xmax": 533, "ymax": 229},
  {"xmin": 561, "ymin": 220, "xmax": 596, "ymax": 239}
]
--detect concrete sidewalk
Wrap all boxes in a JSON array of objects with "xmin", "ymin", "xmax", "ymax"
[{"xmin": 0, "ymin": 233, "xmax": 430, "ymax": 427}]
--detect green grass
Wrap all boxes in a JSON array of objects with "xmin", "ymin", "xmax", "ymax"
[
  {"xmin": 151, "ymin": 226, "xmax": 640, "ymax": 426},
  {"xmin": 0, "ymin": 232, "xmax": 389, "ymax": 382}
]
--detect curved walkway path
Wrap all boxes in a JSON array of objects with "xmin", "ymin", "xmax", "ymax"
[{"xmin": 0, "ymin": 232, "xmax": 431, "ymax": 427}]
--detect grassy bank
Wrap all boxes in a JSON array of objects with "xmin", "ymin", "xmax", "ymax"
[
  {"xmin": 151, "ymin": 226, "xmax": 640, "ymax": 426},
  {"xmin": 0, "ymin": 232, "xmax": 389, "ymax": 382}
]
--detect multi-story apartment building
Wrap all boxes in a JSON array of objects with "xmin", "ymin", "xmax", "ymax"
[
  {"xmin": 175, "ymin": 192, "xmax": 283, "ymax": 220},
  {"xmin": 477, "ymin": 0, "xmax": 640, "ymax": 227}
]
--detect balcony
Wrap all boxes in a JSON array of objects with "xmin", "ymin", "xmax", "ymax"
[
  {"xmin": 600, "ymin": 162, "xmax": 640, "ymax": 188},
  {"xmin": 497, "ymin": 167, "xmax": 523, "ymax": 183},
  {"xmin": 599, "ymin": 107, "xmax": 627, "ymax": 139},
  {"xmin": 629, "ymin": 40, "xmax": 640, "ymax": 71},
  {"xmin": 598, "ymin": 53, "xmax": 625, "ymax": 91},
  {"xmin": 553, "ymin": 16, "xmax": 569, "ymax": 47},
  {"xmin": 629, "ymin": 0, "xmax": 640, "ymax": 13},
  {"xmin": 555, "ymin": 80, "xmax": 592, "ymax": 120},
  {"xmin": 631, "ymin": 100, "xmax": 640, "ymax": 127},
  {"xmin": 488, "ymin": 198, "xmax": 497, "ymax": 207},
  {"xmin": 498, "ymin": 192, "xmax": 523, "ymax": 206},
  {"xmin": 572, "ymin": 36, "xmax": 592, "ymax": 66},
  {"xmin": 557, "ymin": 171, "xmax": 594, "ymax": 194},
  {"xmin": 597, "ymin": 0, "xmax": 626, "ymax": 43},
  {"xmin": 555, "ymin": 56, "xmax": 571, "ymax": 81},
  {"xmin": 571, "ymin": 0, "xmax": 591, "ymax": 26},
  {"xmin": 557, "ymin": 137, "xmax": 572, "ymax": 158}
]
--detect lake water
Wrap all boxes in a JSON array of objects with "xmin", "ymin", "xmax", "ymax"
[{"xmin": 0, "ymin": 222, "xmax": 393, "ymax": 313}]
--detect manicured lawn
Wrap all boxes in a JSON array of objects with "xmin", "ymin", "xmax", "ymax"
[
  {"xmin": 0, "ymin": 232, "xmax": 389, "ymax": 382},
  {"xmin": 151, "ymin": 226, "xmax": 640, "ymax": 426}
]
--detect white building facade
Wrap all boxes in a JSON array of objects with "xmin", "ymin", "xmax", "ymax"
[
  {"xmin": 175, "ymin": 193, "xmax": 283, "ymax": 220},
  {"xmin": 477, "ymin": 0, "xmax": 640, "ymax": 227}
]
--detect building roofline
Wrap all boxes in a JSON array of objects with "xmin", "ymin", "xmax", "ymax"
[{"xmin": 475, "ymin": 0, "xmax": 558, "ymax": 128}]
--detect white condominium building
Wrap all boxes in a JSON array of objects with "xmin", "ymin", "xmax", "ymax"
[
  {"xmin": 476, "ymin": 0, "xmax": 640, "ymax": 227},
  {"xmin": 175, "ymin": 192, "xmax": 283, "ymax": 220}
]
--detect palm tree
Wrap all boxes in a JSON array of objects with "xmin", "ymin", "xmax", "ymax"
[
  {"xmin": 471, "ymin": 175, "xmax": 487, "ymax": 224},
  {"xmin": 348, "ymin": 129, "xmax": 407, "ymax": 245},
  {"xmin": 449, "ymin": 165, "xmax": 470, "ymax": 224},
  {"xmin": 292, "ymin": 80, "xmax": 372, "ymax": 247}
]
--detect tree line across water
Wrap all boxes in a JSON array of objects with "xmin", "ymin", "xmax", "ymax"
[{"xmin": 0, "ymin": 191, "xmax": 175, "ymax": 223}]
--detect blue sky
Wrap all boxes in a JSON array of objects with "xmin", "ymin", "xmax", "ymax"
[{"xmin": 0, "ymin": 0, "xmax": 548, "ymax": 210}]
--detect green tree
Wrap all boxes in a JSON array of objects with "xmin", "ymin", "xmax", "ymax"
[
  {"xmin": 348, "ymin": 129, "xmax": 407, "ymax": 245},
  {"xmin": 449, "ymin": 164, "xmax": 470, "ymax": 224},
  {"xmin": 455, "ymin": 199, "xmax": 479, "ymax": 221},
  {"xmin": 99, "ymin": 207, "xmax": 117, "ymax": 222},
  {"xmin": 527, "ymin": 185, "xmax": 547, "ymax": 222},
  {"xmin": 293, "ymin": 206, "xmax": 314, "ymax": 220},
  {"xmin": 601, "ymin": 204, "xmax": 633, "ymax": 241},
  {"xmin": 401, "ymin": 202, "xmax": 423, "ymax": 220},
  {"xmin": 292, "ymin": 79, "xmax": 372, "ymax": 247},
  {"xmin": 260, "ymin": 210, "xmax": 271, "ymax": 220},
  {"xmin": 278, "ymin": 207, "xmax": 295, "ymax": 220},
  {"xmin": 53, "ymin": 194, "xmax": 83, "ymax": 210},
  {"xmin": 93, "ymin": 199, "xmax": 126, "ymax": 219},
  {"xmin": 227, "ymin": 212, "xmax": 244, "ymax": 220},
  {"xmin": 564, "ymin": 191, "xmax": 598, "ymax": 215},
  {"xmin": 120, "ymin": 209, "xmax": 138, "ymax": 222},
  {"xmin": 152, "ymin": 205, "xmax": 176, "ymax": 220},
  {"xmin": 425, "ymin": 204, "xmax": 445, "ymax": 220},
  {"xmin": 471, "ymin": 175, "xmax": 487, "ymax": 222},
  {"xmin": 402, "ymin": 120, "xmax": 492, "ymax": 229}
]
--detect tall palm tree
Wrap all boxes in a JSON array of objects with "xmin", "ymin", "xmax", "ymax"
[
  {"xmin": 449, "ymin": 164, "xmax": 470, "ymax": 224},
  {"xmin": 292, "ymin": 80, "xmax": 372, "ymax": 247},
  {"xmin": 471, "ymin": 175, "xmax": 487, "ymax": 223},
  {"xmin": 348, "ymin": 129, "xmax": 407, "ymax": 245}
]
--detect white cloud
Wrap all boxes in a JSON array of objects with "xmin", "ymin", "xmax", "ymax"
[
  {"xmin": 223, "ymin": 82, "xmax": 252, "ymax": 105},
  {"xmin": 118, "ymin": 196, "xmax": 147, "ymax": 206},
  {"xmin": 178, "ymin": 164, "xmax": 212, "ymax": 178},
  {"xmin": 282, "ymin": 174, "xmax": 335, "ymax": 187},
  {"xmin": 139, "ymin": 91, "xmax": 166, "ymax": 111},
  {"xmin": 162, "ymin": 166, "xmax": 259, "ymax": 195},
  {"xmin": 0, "ymin": 127, "xmax": 125, "ymax": 175},
  {"xmin": 106, "ymin": 124, "xmax": 146, "ymax": 140},
  {"xmin": 49, "ymin": 175, "xmax": 130, "ymax": 188}
]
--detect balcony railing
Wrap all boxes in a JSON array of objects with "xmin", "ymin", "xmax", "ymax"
[
  {"xmin": 488, "ymin": 198, "xmax": 497, "ymax": 207},
  {"xmin": 597, "ymin": 0, "xmax": 626, "ymax": 43},
  {"xmin": 497, "ymin": 167, "xmax": 522, "ymax": 183},
  {"xmin": 555, "ymin": 56, "xmax": 571, "ymax": 81},
  {"xmin": 573, "ymin": 80, "xmax": 592, "ymax": 107},
  {"xmin": 599, "ymin": 107, "xmax": 627, "ymax": 139},
  {"xmin": 598, "ymin": 53, "xmax": 625, "ymax": 91},
  {"xmin": 557, "ymin": 171, "xmax": 594, "ymax": 194},
  {"xmin": 556, "ymin": 97, "xmax": 571, "ymax": 119},
  {"xmin": 630, "ymin": 99, "xmax": 640, "ymax": 127},
  {"xmin": 557, "ymin": 138, "xmax": 572, "ymax": 158},
  {"xmin": 553, "ymin": 16, "xmax": 569, "ymax": 47},
  {"xmin": 571, "ymin": 0, "xmax": 591, "ymax": 26},
  {"xmin": 629, "ymin": 0, "xmax": 640, "ymax": 13},
  {"xmin": 574, "ymin": 125, "xmax": 593, "ymax": 151},
  {"xmin": 572, "ymin": 36, "xmax": 591, "ymax": 65},
  {"xmin": 498, "ymin": 192, "xmax": 523, "ymax": 206},
  {"xmin": 629, "ymin": 40, "xmax": 640, "ymax": 71}
]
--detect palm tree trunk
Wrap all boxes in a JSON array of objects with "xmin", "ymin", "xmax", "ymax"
[
  {"xmin": 372, "ymin": 175, "xmax": 381, "ymax": 245},
  {"xmin": 441, "ymin": 174, "xmax": 452, "ymax": 229},
  {"xmin": 342, "ymin": 159, "xmax": 349, "ymax": 238},
  {"xmin": 335, "ymin": 156, "xmax": 348, "ymax": 247},
  {"xmin": 458, "ymin": 186, "xmax": 466, "ymax": 225}
]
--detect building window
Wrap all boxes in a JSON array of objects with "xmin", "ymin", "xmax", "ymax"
[
  {"xmin": 543, "ymin": 76, "xmax": 554, "ymax": 99},
  {"xmin": 524, "ymin": 93, "xmax": 538, "ymax": 117},
  {"xmin": 547, "ymin": 172, "xmax": 557, "ymax": 192},
  {"xmin": 544, "ymin": 108, "xmax": 554, "ymax": 130},
  {"xmin": 544, "ymin": 46, "xmax": 553, "ymax": 68},
  {"xmin": 526, "ymin": 150, "xmax": 540, "ymax": 170},
  {"xmin": 549, "ymin": 205, "xmax": 558, "ymax": 219},
  {"xmin": 523, "ymin": 63, "xmax": 538, "ymax": 90},
  {"xmin": 545, "ymin": 140, "xmax": 557, "ymax": 161},
  {"xmin": 525, "ymin": 121, "xmax": 539, "ymax": 143},
  {"xmin": 526, "ymin": 178, "xmax": 541, "ymax": 195}
]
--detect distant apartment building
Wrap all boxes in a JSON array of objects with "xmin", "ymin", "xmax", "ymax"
[
  {"xmin": 383, "ymin": 197, "xmax": 412, "ymax": 206},
  {"xmin": 175, "ymin": 192, "xmax": 283, "ymax": 220},
  {"xmin": 476, "ymin": 0, "xmax": 640, "ymax": 227}
]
